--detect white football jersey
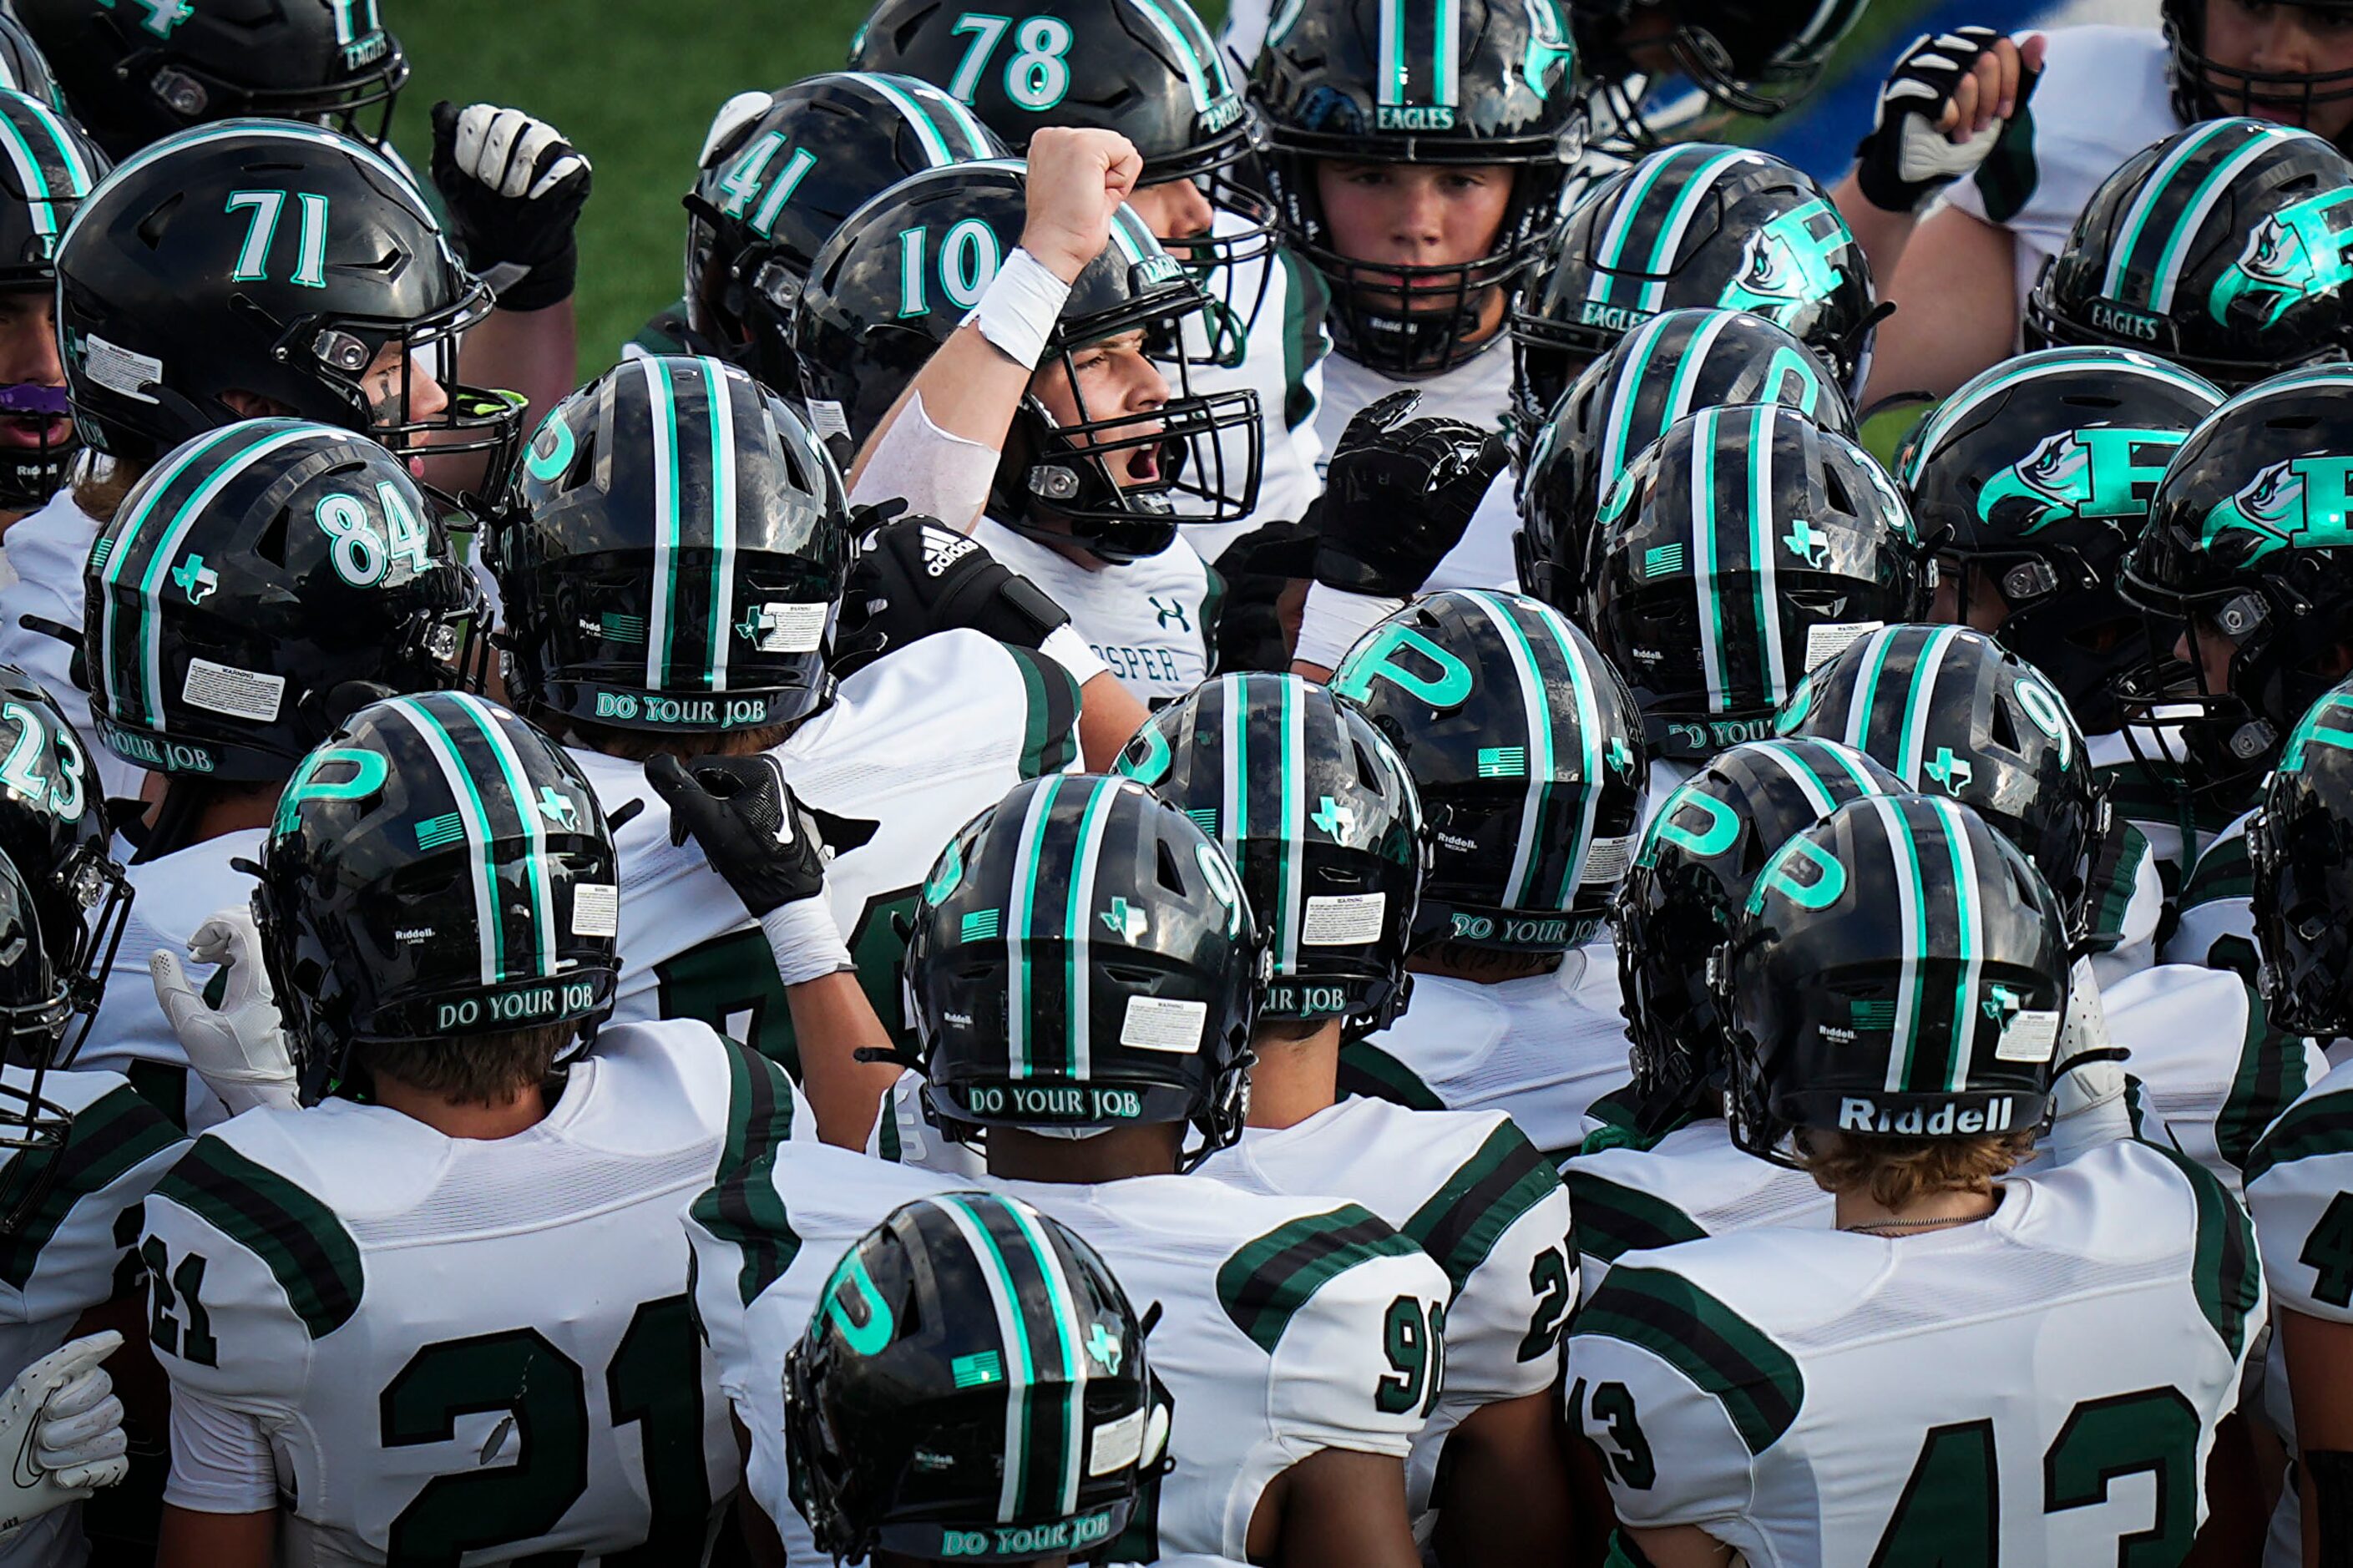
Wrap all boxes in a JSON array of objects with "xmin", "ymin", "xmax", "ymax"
[
  {"xmin": 689, "ymin": 1149, "xmax": 1449, "ymax": 1565},
  {"xmin": 0, "ymin": 488, "xmax": 139, "ymax": 805},
  {"xmin": 581, "ymin": 631, "xmax": 1080, "ymax": 1083},
  {"xmin": 1942, "ymin": 26, "xmax": 2183, "ymax": 307},
  {"xmin": 1176, "ymin": 217, "xmax": 1331, "ymax": 568},
  {"xmin": 2247, "ymin": 1056, "xmax": 2353, "ymax": 1328},
  {"xmin": 1568, "ymin": 1138, "xmax": 2262, "ymax": 1566},
  {"xmin": 80, "ymin": 827, "xmax": 265, "ymax": 1133},
  {"xmin": 972, "ymin": 517, "xmax": 1216, "ymax": 706},
  {"xmin": 2086, "ymin": 821, "xmax": 2164, "ymax": 990},
  {"xmin": 1196, "ymin": 1097, "xmax": 1576, "ymax": 1515},
  {"xmin": 1340, "ymin": 954, "xmax": 1631, "ymax": 1161},
  {"xmin": 1313, "ymin": 315, "xmax": 1516, "ymax": 461},
  {"xmin": 142, "ymin": 1019, "xmax": 769, "ymax": 1565},
  {"xmin": 1563, "ymin": 1115, "xmax": 1829, "ymax": 1301},
  {"xmin": 2088, "ymin": 729, "xmax": 2246, "ymax": 904},
  {"xmin": 2162, "ymin": 809, "xmax": 2257, "ymax": 974}
]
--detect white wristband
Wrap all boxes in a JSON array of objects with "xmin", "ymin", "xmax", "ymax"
[
  {"xmin": 758, "ymin": 898, "xmax": 853, "ymax": 989},
  {"xmin": 964, "ymin": 247, "xmax": 1072, "ymax": 371}
]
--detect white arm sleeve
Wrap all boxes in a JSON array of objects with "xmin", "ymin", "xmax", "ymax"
[
  {"xmin": 1293, "ymin": 584, "xmax": 1407, "ymax": 671},
  {"xmin": 845, "ymin": 391, "xmax": 1000, "ymax": 534},
  {"xmin": 162, "ymin": 1385, "xmax": 276, "ymax": 1515},
  {"xmin": 1038, "ymin": 625, "xmax": 1109, "ymax": 688}
]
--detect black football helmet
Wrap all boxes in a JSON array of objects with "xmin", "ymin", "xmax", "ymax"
[
  {"xmin": 255, "ymin": 690, "xmax": 619, "ymax": 1103},
  {"xmin": 1585, "ymin": 403, "xmax": 1929, "ymax": 761},
  {"xmin": 681, "ymin": 72, "xmax": 1002, "ymax": 394},
  {"xmin": 1777, "ymin": 625, "xmax": 2113, "ymax": 946},
  {"xmin": 1516, "ymin": 144, "xmax": 1875, "ymax": 405},
  {"xmin": 1617, "ymin": 736, "xmax": 1900, "ymax": 1120},
  {"xmin": 1516, "ymin": 306, "xmax": 1854, "ymax": 609},
  {"xmin": 1722, "ymin": 792, "xmax": 2071, "ymax": 1161},
  {"xmin": 796, "ymin": 160, "xmax": 1262, "ymax": 563},
  {"xmin": 1249, "ymin": 0, "xmax": 1583, "ymax": 376},
  {"xmin": 2025, "ymin": 119, "xmax": 2353, "ymax": 391},
  {"xmin": 0, "ymin": 87, "xmax": 99, "ymax": 511},
  {"xmin": 1900, "ymin": 346, "xmax": 2224, "ymax": 734},
  {"xmin": 2115, "ymin": 365, "xmax": 2353, "ymax": 808},
  {"xmin": 1117, "ymin": 673, "xmax": 1426, "ymax": 1033},
  {"xmin": 0, "ymin": 12, "xmax": 63, "ymax": 113},
  {"xmin": 787, "ymin": 1190, "xmax": 1169, "ymax": 1565},
  {"xmin": 0, "ymin": 846, "xmax": 84, "ymax": 1230},
  {"xmin": 1573, "ymin": 0, "xmax": 1867, "ymax": 149},
  {"xmin": 0, "ymin": 665, "xmax": 128, "ymax": 1061},
  {"xmin": 2250, "ymin": 678, "xmax": 2353, "ymax": 1034},
  {"xmin": 16, "ymin": 0, "xmax": 405, "ymax": 159},
  {"xmin": 1332, "ymin": 589, "xmax": 1647, "ymax": 954},
  {"xmin": 55, "ymin": 119, "xmax": 522, "ymax": 492},
  {"xmin": 2163, "ymin": 0, "xmax": 2353, "ymax": 147},
  {"xmin": 904, "ymin": 773, "xmax": 1262, "ymax": 1166},
  {"xmin": 491, "ymin": 355, "xmax": 851, "ymax": 738},
  {"xmin": 83, "ymin": 419, "xmax": 480, "ymax": 783},
  {"xmin": 851, "ymin": 0, "xmax": 1273, "ymax": 331}
]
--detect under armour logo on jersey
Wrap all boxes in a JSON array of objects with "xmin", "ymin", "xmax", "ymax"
[
  {"xmin": 1149, "ymin": 596, "xmax": 1191, "ymax": 632},
  {"xmin": 535, "ymin": 787, "xmax": 579, "ymax": 827},
  {"xmin": 921, "ymin": 525, "xmax": 976, "ymax": 578},
  {"xmin": 1100, "ymin": 897, "xmax": 1146, "ymax": 942},
  {"xmin": 170, "ymin": 554, "xmax": 218, "ymax": 604},
  {"xmin": 1310, "ymin": 795, "xmax": 1355, "ymax": 838},
  {"xmin": 1783, "ymin": 518, "xmax": 1831, "ymax": 569},
  {"xmin": 1085, "ymin": 1322, "xmax": 1123, "ymax": 1373},
  {"xmin": 1923, "ymin": 746, "xmax": 1974, "ymax": 794}
]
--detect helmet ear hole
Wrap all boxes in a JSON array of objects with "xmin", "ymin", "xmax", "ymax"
[
  {"xmin": 1156, "ymin": 838, "xmax": 1187, "ymax": 898},
  {"xmin": 1819, "ymin": 462, "xmax": 1853, "ymax": 518},
  {"xmin": 1989, "ymin": 700, "xmax": 2020, "ymax": 754}
]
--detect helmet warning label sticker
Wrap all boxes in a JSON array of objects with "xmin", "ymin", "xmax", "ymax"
[
  {"xmin": 1120, "ymin": 994, "xmax": 1207, "ymax": 1053},
  {"xmin": 183, "ymin": 659, "xmax": 286, "ymax": 723},
  {"xmin": 1303, "ymin": 892, "xmax": 1385, "ymax": 946},
  {"xmin": 79, "ymin": 333, "xmax": 163, "ymax": 405}
]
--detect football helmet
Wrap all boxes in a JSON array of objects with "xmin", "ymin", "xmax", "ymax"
[
  {"xmin": 1900, "ymin": 346, "xmax": 2224, "ymax": 733},
  {"xmin": 1777, "ymin": 624, "xmax": 2113, "ymax": 945},
  {"xmin": 0, "ymin": 666, "xmax": 128, "ymax": 1061},
  {"xmin": 681, "ymin": 72, "xmax": 1001, "ymax": 394},
  {"xmin": 2163, "ymin": 0, "xmax": 2353, "ymax": 145},
  {"xmin": 255, "ymin": 690, "xmax": 619, "ymax": 1103},
  {"xmin": 0, "ymin": 847, "xmax": 83, "ymax": 1231},
  {"xmin": 787, "ymin": 1190, "xmax": 1168, "ymax": 1565},
  {"xmin": 1617, "ymin": 736, "xmax": 1900, "ymax": 1120},
  {"xmin": 1249, "ymin": 0, "xmax": 1584, "ymax": 376},
  {"xmin": 1574, "ymin": 0, "xmax": 1868, "ymax": 147},
  {"xmin": 796, "ymin": 160, "xmax": 1261, "ymax": 562},
  {"xmin": 0, "ymin": 13, "xmax": 63, "ymax": 114},
  {"xmin": 1117, "ymin": 673, "xmax": 1426, "ymax": 1033},
  {"xmin": 1332, "ymin": 588, "xmax": 1647, "ymax": 954},
  {"xmin": 2249, "ymin": 679, "xmax": 2353, "ymax": 1036},
  {"xmin": 2115, "ymin": 364, "xmax": 2353, "ymax": 807},
  {"xmin": 904, "ymin": 773, "xmax": 1262, "ymax": 1165},
  {"xmin": 2025, "ymin": 119, "xmax": 2353, "ymax": 390},
  {"xmin": 83, "ymin": 419, "xmax": 480, "ymax": 783},
  {"xmin": 491, "ymin": 355, "xmax": 851, "ymax": 738},
  {"xmin": 55, "ymin": 119, "xmax": 523, "ymax": 491},
  {"xmin": 1722, "ymin": 792, "xmax": 2070, "ymax": 1161},
  {"xmin": 1515, "ymin": 144, "xmax": 1875, "ymax": 403},
  {"xmin": 1516, "ymin": 306, "xmax": 1854, "ymax": 609},
  {"xmin": 0, "ymin": 89, "xmax": 102, "ymax": 511},
  {"xmin": 1585, "ymin": 403, "xmax": 1929, "ymax": 761},
  {"xmin": 17, "ymin": 0, "xmax": 405, "ymax": 159}
]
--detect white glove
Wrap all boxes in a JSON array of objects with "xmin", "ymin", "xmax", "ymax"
[
  {"xmin": 150, "ymin": 909, "xmax": 300, "ymax": 1116},
  {"xmin": 0, "ymin": 1332, "xmax": 129, "ymax": 1545}
]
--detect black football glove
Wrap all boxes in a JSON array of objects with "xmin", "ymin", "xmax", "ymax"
[
  {"xmin": 643, "ymin": 752, "xmax": 825, "ymax": 918},
  {"xmin": 1853, "ymin": 28, "xmax": 2042, "ymax": 215},
  {"xmin": 1310, "ymin": 390, "xmax": 1509, "ymax": 599},
  {"xmin": 429, "ymin": 101, "xmax": 593, "ymax": 311},
  {"xmin": 831, "ymin": 514, "xmax": 1072, "ymax": 677}
]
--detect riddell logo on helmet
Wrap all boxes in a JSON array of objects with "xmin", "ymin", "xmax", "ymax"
[
  {"xmin": 2087, "ymin": 301, "xmax": 2161, "ymax": 342},
  {"xmin": 1836, "ymin": 1096, "xmax": 2019, "ymax": 1135}
]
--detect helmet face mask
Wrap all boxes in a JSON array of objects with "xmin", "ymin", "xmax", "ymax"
[
  {"xmin": 2252, "ymin": 680, "xmax": 2353, "ymax": 1035},
  {"xmin": 0, "ymin": 89, "xmax": 103, "ymax": 512},
  {"xmin": 1572, "ymin": 0, "xmax": 1867, "ymax": 149},
  {"xmin": 2164, "ymin": 0, "xmax": 2353, "ymax": 137}
]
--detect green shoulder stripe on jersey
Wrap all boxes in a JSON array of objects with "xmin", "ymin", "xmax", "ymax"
[
  {"xmin": 2148, "ymin": 1142, "xmax": 2262, "ymax": 1360},
  {"xmin": 629, "ymin": 300, "xmax": 695, "ymax": 358},
  {"xmin": 2215, "ymin": 980, "xmax": 2313, "ymax": 1173},
  {"xmin": 1279, "ymin": 246, "xmax": 1330, "ymax": 432},
  {"xmin": 1402, "ymin": 1121, "xmax": 1565, "ymax": 1292},
  {"xmin": 1197, "ymin": 564, "xmax": 1227, "ymax": 669},
  {"xmin": 2245, "ymin": 1087, "xmax": 2353, "ymax": 1189},
  {"xmin": 1004, "ymin": 646, "xmax": 1082, "ymax": 781},
  {"xmin": 0, "ymin": 1085, "xmax": 181, "ymax": 1291},
  {"xmin": 1972, "ymin": 103, "xmax": 2039, "ymax": 226},
  {"xmin": 1571, "ymin": 1263, "xmax": 1803, "ymax": 1454},
  {"xmin": 1336, "ymin": 1039, "xmax": 1445, "ymax": 1111},
  {"xmin": 689, "ymin": 1041, "xmax": 804, "ymax": 1308},
  {"xmin": 2086, "ymin": 822, "xmax": 2151, "ymax": 948},
  {"xmin": 1218, "ymin": 1203, "xmax": 1421, "ymax": 1355},
  {"xmin": 2179, "ymin": 834, "xmax": 2252, "ymax": 912},
  {"xmin": 1561, "ymin": 1168, "xmax": 1708, "ymax": 1265},
  {"xmin": 157, "ymin": 1137, "xmax": 362, "ymax": 1340}
]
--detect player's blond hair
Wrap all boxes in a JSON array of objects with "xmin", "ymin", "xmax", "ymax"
[
  {"xmin": 355, "ymin": 1019, "xmax": 577, "ymax": 1107},
  {"xmin": 1801, "ymin": 1129, "xmax": 2036, "ymax": 1211}
]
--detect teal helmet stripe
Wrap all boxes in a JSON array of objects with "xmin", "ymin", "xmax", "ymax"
[
  {"xmin": 17, "ymin": 97, "xmax": 95, "ymax": 198},
  {"xmin": 992, "ymin": 1193, "xmax": 1090, "ymax": 1517},
  {"xmin": 2103, "ymin": 118, "xmax": 2244, "ymax": 304},
  {"xmin": 1749, "ymin": 737, "xmax": 1845, "ymax": 818},
  {"xmin": 1108, "ymin": 205, "xmax": 1162, "ymax": 268},
  {"xmin": 908, "ymin": 78, "xmax": 1004, "ymax": 157},
  {"xmin": 1275, "ymin": 674, "xmax": 1306, "ymax": 973},
  {"xmin": 1657, "ymin": 308, "xmax": 1740, "ymax": 435},
  {"xmin": 1378, "ymin": 0, "xmax": 1460, "ymax": 109},
  {"xmin": 112, "ymin": 422, "xmax": 326, "ymax": 731},
  {"xmin": 1062, "ymin": 776, "xmax": 1123, "ymax": 1080},
  {"xmin": 2215, "ymin": 362, "xmax": 2353, "ymax": 416},
  {"xmin": 1589, "ymin": 154, "xmax": 1686, "ymax": 306},
  {"xmin": 1869, "ymin": 792, "xmax": 1933, "ymax": 1094},
  {"xmin": 1536, "ymin": 603, "xmax": 1608, "ymax": 908},
  {"xmin": 1457, "ymin": 591, "xmax": 1558, "ymax": 908},
  {"xmin": 1597, "ymin": 313, "xmax": 1674, "ymax": 491},
  {"xmin": 1006, "ymin": 774, "xmax": 1065, "ymax": 1080},
  {"xmin": 0, "ymin": 106, "xmax": 63, "ymax": 241},
  {"xmin": 1743, "ymin": 402, "xmax": 1789, "ymax": 705},
  {"xmin": 2145, "ymin": 124, "xmax": 2305, "ymax": 312},
  {"xmin": 388, "ymin": 697, "xmax": 514, "ymax": 985},
  {"xmin": 1900, "ymin": 350, "xmax": 2221, "ymax": 486},
  {"xmin": 1691, "ymin": 406, "xmax": 1732, "ymax": 713},
  {"xmin": 1635, "ymin": 149, "xmax": 1760, "ymax": 315},
  {"xmin": 1128, "ymin": 0, "xmax": 1221, "ymax": 113},
  {"xmin": 1838, "ymin": 625, "xmax": 1905, "ymax": 755},
  {"xmin": 640, "ymin": 355, "xmax": 686, "ymax": 691},
  {"xmin": 89, "ymin": 120, "xmax": 433, "ymax": 237},
  {"xmin": 1891, "ymin": 625, "xmax": 1963, "ymax": 785},
  {"xmin": 699, "ymin": 357, "xmax": 740, "ymax": 694},
  {"xmin": 863, "ymin": 73, "xmax": 964, "ymax": 167},
  {"xmin": 1434, "ymin": 0, "xmax": 1460, "ymax": 109},
  {"xmin": 443, "ymin": 692, "xmax": 559, "ymax": 980},
  {"xmin": 1928, "ymin": 794, "xmax": 1984, "ymax": 1094},
  {"xmin": 930, "ymin": 1195, "xmax": 1047, "ymax": 1523},
  {"xmin": 1221, "ymin": 672, "xmax": 1250, "ymax": 847}
]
